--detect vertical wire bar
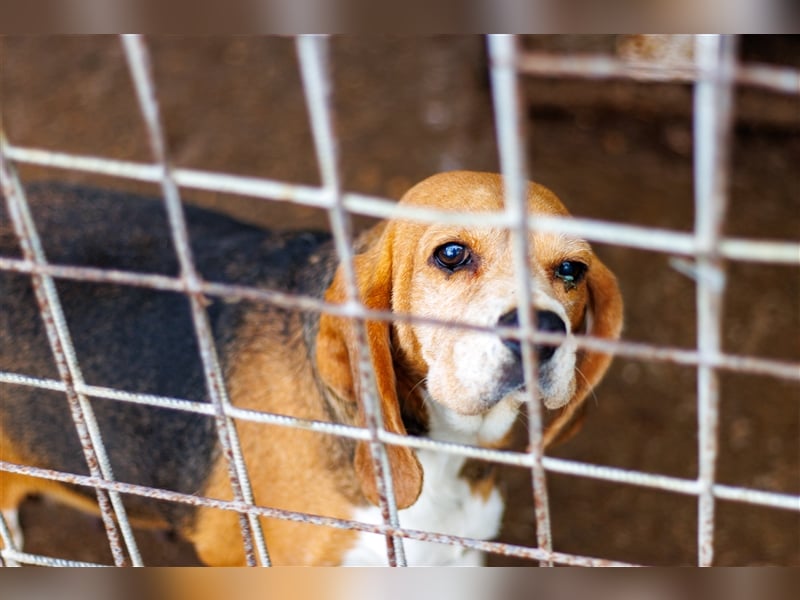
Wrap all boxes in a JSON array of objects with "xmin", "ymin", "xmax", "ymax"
[
  {"xmin": 487, "ymin": 34, "xmax": 554, "ymax": 566},
  {"xmin": 0, "ymin": 511, "xmax": 21, "ymax": 566},
  {"xmin": 296, "ymin": 34, "xmax": 407, "ymax": 567},
  {"xmin": 0, "ymin": 137, "xmax": 142, "ymax": 567},
  {"xmin": 120, "ymin": 34, "xmax": 270, "ymax": 567},
  {"xmin": 692, "ymin": 34, "xmax": 737, "ymax": 567}
]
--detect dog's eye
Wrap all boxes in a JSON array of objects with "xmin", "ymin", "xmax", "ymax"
[
  {"xmin": 433, "ymin": 242, "xmax": 472, "ymax": 271},
  {"xmin": 555, "ymin": 261, "xmax": 587, "ymax": 290}
]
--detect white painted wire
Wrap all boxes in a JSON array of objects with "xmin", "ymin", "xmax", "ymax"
[{"xmin": 692, "ymin": 34, "xmax": 738, "ymax": 568}]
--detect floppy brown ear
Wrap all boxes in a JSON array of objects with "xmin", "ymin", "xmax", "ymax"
[
  {"xmin": 544, "ymin": 256, "xmax": 623, "ymax": 447},
  {"xmin": 316, "ymin": 239, "xmax": 423, "ymax": 509}
]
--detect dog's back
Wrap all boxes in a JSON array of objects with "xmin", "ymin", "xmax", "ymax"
[{"xmin": 0, "ymin": 183, "xmax": 332, "ymax": 526}]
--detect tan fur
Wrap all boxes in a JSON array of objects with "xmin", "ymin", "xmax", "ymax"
[
  {"xmin": 0, "ymin": 437, "xmax": 169, "ymax": 530},
  {"xmin": 459, "ymin": 460, "xmax": 497, "ymax": 503},
  {"xmin": 188, "ymin": 310, "xmax": 361, "ymax": 566}
]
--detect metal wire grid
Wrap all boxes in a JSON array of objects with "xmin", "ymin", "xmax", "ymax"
[{"xmin": 0, "ymin": 34, "xmax": 797, "ymax": 567}]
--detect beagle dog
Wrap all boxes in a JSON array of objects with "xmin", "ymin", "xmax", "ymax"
[{"xmin": 0, "ymin": 171, "xmax": 622, "ymax": 565}]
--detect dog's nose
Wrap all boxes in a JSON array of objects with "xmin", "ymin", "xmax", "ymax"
[{"xmin": 498, "ymin": 309, "xmax": 567, "ymax": 363}]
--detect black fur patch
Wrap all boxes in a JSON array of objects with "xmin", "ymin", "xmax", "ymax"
[{"xmin": 0, "ymin": 183, "xmax": 334, "ymax": 526}]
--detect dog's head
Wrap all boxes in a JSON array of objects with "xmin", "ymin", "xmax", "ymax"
[{"xmin": 317, "ymin": 171, "xmax": 623, "ymax": 508}]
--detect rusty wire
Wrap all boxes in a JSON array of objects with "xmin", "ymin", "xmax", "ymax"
[
  {"xmin": 0, "ymin": 510, "xmax": 20, "ymax": 567},
  {"xmin": 0, "ymin": 255, "xmax": 797, "ymax": 383},
  {"xmin": 296, "ymin": 34, "xmax": 407, "ymax": 566},
  {"xmin": 488, "ymin": 34, "xmax": 554, "ymax": 567},
  {"xmin": 1, "ymin": 368, "xmax": 798, "ymax": 517},
  {"xmin": 0, "ymin": 458, "xmax": 640, "ymax": 567},
  {"xmin": 0, "ymin": 137, "xmax": 141, "ymax": 567},
  {"xmin": 2, "ymin": 453, "xmax": 798, "ymax": 568},
  {"xmin": 120, "ymin": 34, "xmax": 269, "ymax": 567},
  {"xmin": 1, "ymin": 34, "xmax": 799, "ymax": 568},
  {"xmin": 5, "ymin": 145, "xmax": 799, "ymax": 266}
]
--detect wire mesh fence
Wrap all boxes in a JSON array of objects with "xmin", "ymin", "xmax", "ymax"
[{"xmin": 0, "ymin": 34, "xmax": 798, "ymax": 567}]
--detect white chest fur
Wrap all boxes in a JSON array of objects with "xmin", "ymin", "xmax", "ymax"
[
  {"xmin": 342, "ymin": 449, "xmax": 505, "ymax": 566},
  {"xmin": 341, "ymin": 394, "xmax": 521, "ymax": 566}
]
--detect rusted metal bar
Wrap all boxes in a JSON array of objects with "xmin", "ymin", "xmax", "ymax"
[
  {"xmin": 0, "ymin": 137, "xmax": 141, "ymax": 567},
  {"xmin": 542, "ymin": 457, "xmax": 800, "ymax": 513},
  {"xmin": 488, "ymin": 34, "xmax": 554, "ymax": 567},
  {"xmin": 2, "ymin": 366, "xmax": 799, "ymax": 516},
  {"xmin": 2, "ymin": 453, "xmax": 796, "ymax": 568},
  {"xmin": 296, "ymin": 34, "xmax": 406, "ymax": 566},
  {"xmin": 0, "ymin": 458, "xmax": 639, "ymax": 567},
  {"xmin": 0, "ymin": 510, "xmax": 21, "ymax": 566},
  {"xmin": 6, "ymin": 145, "xmax": 800, "ymax": 266},
  {"xmin": 120, "ymin": 34, "xmax": 270, "ymax": 567},
  {"xmin": 692, "ymin": 34, "xmax": 737, "ymax": 568},
  {"xmin": 2, "ymin": 430, "xmax": 796, "ymax": 520},
  {"xmin": 1, "ymin": 549, "xmax": 108, "ymax": 568},
  {"xmin": 2, "ymin": 366, "xmax": 799, "ymax": 518},
  {"xmin": 2, "ymin": 255, "xmax": 799, "ymax": 383}
]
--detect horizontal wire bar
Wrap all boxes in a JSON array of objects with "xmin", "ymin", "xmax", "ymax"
[
  {"xmin": 541, "ymin": 458, "xmax": 800, "ymax": 512},
  {"xmin": 4, "ymin": 145, "xmax": 331, "ymax": 205},
  {"xmin": 515, "ymin": 52, "xmax": 800, "ymax": 96},
  {"xmin": 0, "ymin": 459, "xmax": 637, "ymax": 567},
  {"xmin": 0, "ymin": 382, "xmax": 795, "ymax": 514},
  {"xmin": 6, "ymin": 145, "xmax": 799, "ymax": 266},
  {"xmin": 2, "ymin": 454, "xmax": 798, "ymax": 565},
  {"xmin": 1, "ymin": 256, "xmax": 798, "ymax": 383},
  {"xmin": 0, "ymin": 549, "xmax": 108, "ymax": 568}
]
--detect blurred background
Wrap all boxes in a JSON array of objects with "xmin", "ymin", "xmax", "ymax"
[{"xmin": 1, "ymin": 35, "xmax": 798, "ymax": 565}]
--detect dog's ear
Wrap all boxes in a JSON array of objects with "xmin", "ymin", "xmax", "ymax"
[
  {"xmin": 544, "ymin": 255, "xmax": 623, "ymax": 447},
  {"xmin": 316, "ymin": 233, "xmax": 423, "ymax": 509}
]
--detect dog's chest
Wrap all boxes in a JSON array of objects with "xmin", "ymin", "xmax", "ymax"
[{"xmin": 341, "ymin": 449, "xmax": 504, "ymax": 566}]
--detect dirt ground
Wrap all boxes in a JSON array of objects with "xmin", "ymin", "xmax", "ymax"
[{"xmin": 1, "ymin": 36, "xmax": 798, "ymax": 566}]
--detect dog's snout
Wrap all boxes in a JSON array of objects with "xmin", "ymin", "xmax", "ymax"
[
  {"xmin": 535, "ymin": 310, "xmax": 567, "ymax": 362},
  {"xmin": 498, "ymin": 309, "xmax": 521, "ymax": 359},
  {"xmin": 499, "ymin": 309, "xmax": 567, "ymax": 363}
]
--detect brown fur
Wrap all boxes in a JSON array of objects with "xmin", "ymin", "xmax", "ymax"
[{"xmin": 188, "ymin": 309, "xmax": 364, "ymax": 565}]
